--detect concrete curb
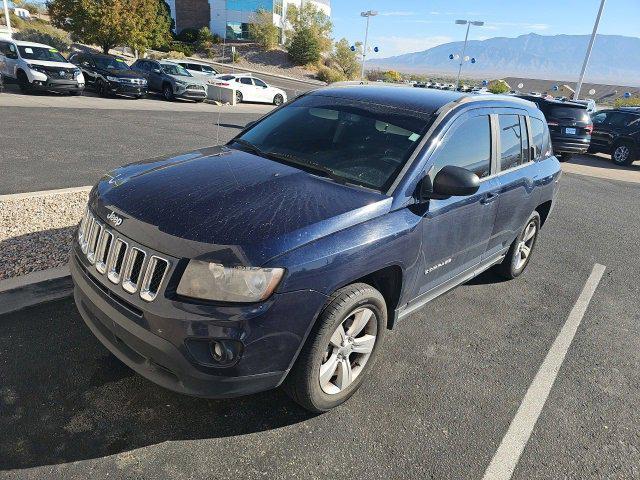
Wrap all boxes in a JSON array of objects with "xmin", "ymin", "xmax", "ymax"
[
  {"xmin": 0, "ymin": 266, "xmax": 73, "ymax": 315},
  {"xmin": 0, "ymin": 186, "xmax": 92, "ymax": 201}
]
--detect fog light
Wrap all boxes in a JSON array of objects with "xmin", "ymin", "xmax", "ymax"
[{"xmin": 185, "ymin": 338, "xmax": 243, "ymax": 367}]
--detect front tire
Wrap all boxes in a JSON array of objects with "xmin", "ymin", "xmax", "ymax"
[
  {"xmin": 273, "ymin": 93, "xmax": 284, "ymax": 106},
  {"xmin": 611, "ymin": 142, "xmax": 635, "ymax": 166},
  {"xmin": 17, "ymin": 71, "xmax": 31, "ymax": 93},
  {"xmin": 496, "ymin": 211, "xmax": 541, "ymax": 279},
  {"xmin": 284, "ymin": 283, "xmax": 386, "ymax": 412},
  {"xmin": 162, "ymin": 83, "xmax": 175, "ymax": 101}
]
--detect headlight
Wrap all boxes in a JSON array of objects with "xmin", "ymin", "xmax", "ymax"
[
  {"xmin": 177, "ymin": 261, "xmax": 284, "ymax": 303},
  {"xmin": 106, "ymin": 75, "xmax": 120, "ymax": 82},
  {"xmin": 175, "ymin": 80, "xmax": 188, "ymax": 86},
  {"xmin": 27, "ymin": 63, "xmax": 47, "ymax": 74}
]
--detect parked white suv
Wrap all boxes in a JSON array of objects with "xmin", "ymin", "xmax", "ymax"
[
  {"xmin": 169, "ymin": 59, "xmax": 218, "ymax": 83},
  {"xmin": 0, "ymin": 39, "xmax": 85, "ymax": 95},
  {"xmin": 212, "ymin": 73, "xmax": 287, "ymax": 105}
]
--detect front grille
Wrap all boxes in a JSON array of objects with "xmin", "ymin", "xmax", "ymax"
[
  {"xmin": 120, "ymin": 77, "xmax": 146, "ymax": 85},
  {"xmin": 78, "ymin": 208, "xmax": 170, "ymax": 302},
  {"xmin": 187, "ymin": 84, "xmax": 205, "ymax": 91},
  {"xmin": 40, "ymin": 66, "xmax": 76, "ymax": 79}
]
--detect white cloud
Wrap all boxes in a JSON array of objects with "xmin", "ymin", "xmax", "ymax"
[
  {"xmin": 372, "ymin": 35, "xmax": 453, "ymax": 57},
  {"xmin": 379, "ymin": 11, "xmax": 415, "ymax": 17}
]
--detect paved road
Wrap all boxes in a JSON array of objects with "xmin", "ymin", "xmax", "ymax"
[
  {"xmin": 0, "ymin": 106, "xmax": 266, "ymax": 194},
  {"xmin": 0, "ymin": 173, "xmax": 638, "ymax": 479}
]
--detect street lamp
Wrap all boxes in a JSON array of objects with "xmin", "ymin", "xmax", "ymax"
[
  {"xmin": 360, "ymin": 10, "xmax": 378, "ymax": 80},
  {"xmin": 454, "ymin": 19, "xmax": 484, "ymax": 89},
  {"xmin": 574, "ymin": 0, "xmax": 606, "ymax": 100}
]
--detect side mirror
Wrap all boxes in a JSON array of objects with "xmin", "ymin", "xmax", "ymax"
[{"xmin": 420, "ymin": 165, "xmax": 481, "ymax": 200}]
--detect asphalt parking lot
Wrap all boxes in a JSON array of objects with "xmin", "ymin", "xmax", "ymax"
[{"xmin": 1, "ymin": 96, "xmax": 639, "ymax": 479}]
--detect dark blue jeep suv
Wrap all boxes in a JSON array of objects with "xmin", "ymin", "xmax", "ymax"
[{"xmin": 71, "ymin": 86, "xmax": 561, "ymax": 412}]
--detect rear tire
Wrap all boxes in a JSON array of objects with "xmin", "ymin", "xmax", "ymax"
[
  {"xmin": 611, "ymin": 142, "xmax": 635, "ymax": 166},
  {"xmin": 235, "ymin": 90, "xmax": 243, "ymax": 104},
  {"xmin": 69, "ymin": 90, "xmax": 83, "ymax": 96},
  {"xmin": 273, "ymin": 93, "xmax": 284, "ymax": 106},
  {"xmin": 284, "ymin": 283, "xmax": 386, "ymax": 413},
  {"xmin": 557, "ymin": 153, "xmax": 572, "ymax": 162},
  {"xmin": 496, "ymin": 211, "xmax": 541, "ymax": 279}
]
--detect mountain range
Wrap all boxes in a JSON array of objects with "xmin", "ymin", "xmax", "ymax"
[{"xmin": 368, "ymin": 33, "xmax": 640, "ymax": 86}]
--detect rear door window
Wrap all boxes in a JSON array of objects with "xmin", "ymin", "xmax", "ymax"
[
  {"xmin": 608, "ymin": 113, "xmax": 632, "ymax": 128},
  {"xmin": 530, "ymin": 117, "xmax": 550, "ymax": 160},
  {"xmin": 240, "ymin": 77, "xmax": 252, "ymax": 85},
  {"xmin": 498, "ymin": 114, "xmax": 524, "ymax": 171}
]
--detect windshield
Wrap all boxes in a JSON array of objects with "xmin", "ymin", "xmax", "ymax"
[
  {"xmin": 94, "ymin": 56, "xmax": 130, "ymax": 70},
  {"xmin": 161, "ymin": 63, "xmax": 191, "ymax": 76},
  {"xmin": 231, "ymin": 95, "xmax": 432, "ymax": 191},
  {"xmin": 18, "ymin": 46, "xmax": 67, "ymax": 62}
]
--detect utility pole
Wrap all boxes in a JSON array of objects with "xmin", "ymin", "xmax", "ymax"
[
  {"xmin": 455, "ymin": 19, "xmax": 484, "ymax": 89},
  {"xmin": 360, "ymin": 10, "xmax": 378, "ymax": 81},
  {"xmin": 574, "ymin": 0, "xmax": 606, "ymax": 100}
]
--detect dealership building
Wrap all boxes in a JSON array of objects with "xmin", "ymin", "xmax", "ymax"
[{"xmin": 166, "ymin": 0, "xmax": 331, "ymax": 41}]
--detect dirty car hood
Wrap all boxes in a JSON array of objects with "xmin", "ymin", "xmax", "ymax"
[{"xmin": 92, "ymin": 146, "xmax": 391, "ymax": 266}]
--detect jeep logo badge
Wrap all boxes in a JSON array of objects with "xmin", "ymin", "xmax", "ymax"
[{"xmin": 107, "ymin": 211, "xmax": 123, "ymax": 227}]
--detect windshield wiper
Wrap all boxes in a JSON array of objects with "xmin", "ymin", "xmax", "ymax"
[{"xmin": 231, "ymin": 139, "xmax": 346, "ymax": 183}]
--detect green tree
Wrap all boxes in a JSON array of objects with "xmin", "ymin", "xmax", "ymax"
[
  {"xmin": 488, "ymin": 80, "xmax": 510, "ymax": 94},
  {"xmin": 288, "ymin": 26, "xmax": 321, "ymax": 65},
  {"xmin": 248, "ymin": 8, "xmax": 279, "ymax": 50},
  {"xmin": 48, "ymin": 0, "xmax": 171, "ymax": 54},
  {"xmin": 383, "ymin": 70, "xmax": 402, "ymax": 83},
  {"xmin": 286, "ymin": 2, "xmax": 332, "ymax": 54},
  {"xmin": 328, "ymin": 38, "xmax": 360, "ymax": 80}
]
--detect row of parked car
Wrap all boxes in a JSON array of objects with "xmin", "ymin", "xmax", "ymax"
[{"xmin": 0, "ymin": 38, "xmax": 287, "ymax": 105}]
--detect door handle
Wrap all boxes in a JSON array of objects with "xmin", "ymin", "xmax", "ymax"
[{"xmin": 481, "ymin": 192, "xmax": 499, "ymax": 204}]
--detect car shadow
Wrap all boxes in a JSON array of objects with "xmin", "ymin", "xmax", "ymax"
[
  {"xmin": 568, "ymin": 152, "xmax": 639, "ymax": 170},
  {"xmin": 465, "ymin": 267, "xmax": 511, "ymax": 285},
  {"xmin": 0, "ymin": 296, "xmax": 314, "ymax": 470}
]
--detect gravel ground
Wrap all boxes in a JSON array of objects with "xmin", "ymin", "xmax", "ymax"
[{"xmin": 0, "ymin": 190, "xmax": 88, "ymax": 280}]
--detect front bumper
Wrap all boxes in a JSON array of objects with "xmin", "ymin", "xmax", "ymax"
[
  {"xmin": 107, "ymin": 81, "xmax": 148, "ymax": 97},
  {"xmin": 32, "ymin": 79, "xmax": 84, "ymax": 92},
  {"xmin": 176, "ymin": 88, "xmax": 207, "ymax": 100},
  {"xmin": 70, "ymin": 247, "xmax": 327, "ymax": 398}
]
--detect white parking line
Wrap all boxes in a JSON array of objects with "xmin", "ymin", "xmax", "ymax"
[{"xmin": 482, "ymin": 263, "xmax": 606, "ymax": 480}]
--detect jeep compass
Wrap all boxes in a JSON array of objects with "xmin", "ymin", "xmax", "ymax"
[{"xmin": 71, "ymin": 86, "xmax": 561, "ymax": 412}]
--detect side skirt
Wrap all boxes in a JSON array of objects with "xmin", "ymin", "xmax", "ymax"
[{"xmin": 395, "ymin": 251, "xmax": 507, "ymax": 322}]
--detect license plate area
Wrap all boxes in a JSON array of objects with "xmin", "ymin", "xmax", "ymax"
[{"xmin": 565, "ymin": 127, "xmax": 577, "ymax": 135}]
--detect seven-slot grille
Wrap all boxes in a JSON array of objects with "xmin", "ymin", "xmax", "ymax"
[
  {"xmin": 186, "ymin": 84, "xmax": 205, "ymax": 91},
  {"xmin": 78, "ymin": 209, "xmax": 170, "ymax": 302}
]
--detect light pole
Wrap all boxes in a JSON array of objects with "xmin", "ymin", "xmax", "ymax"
[
  {"xmin": 574, "ymin": 0, "xmax": 606, "ymax": 100},
  {"xmin": 455, "ymin": 19, "xmax": 484, "ymax": 89},
  {"xmin": 2, "ymin": 0, "xmax": 11, "ymax": 37},
  {"xmin": 360, "ymin": 10, "xmax": 378, "ymax": 81}
]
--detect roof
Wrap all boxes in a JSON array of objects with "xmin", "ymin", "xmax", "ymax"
[
  {"xmin": 308, "ymin": 85, "xmax": 534, "ymax": 115},
  {"xmin": 11, "ymin": 40, "xmax": 53, "ymax": 48},
  {"xmin": 516, "ymin": 94, "xmax": 586, "ymax": 108},
  {"xmin": 169, "ymin": 59, "xmax": 212, "ymax": 66}
]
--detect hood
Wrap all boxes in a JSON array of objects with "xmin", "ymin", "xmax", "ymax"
[
  {"xmin": 92, "ymin": 146, "xmax": 390, "ymax": 266},
  {"xmin": 103, "ymin": 68, "xmax": 143, "ymax": 78},
  {"xmin": 167, "ymin": 74, "xmax": 206, "ymax": 86},
  {"xmin": 26, "ymin": 60, "xmax": 77, "ymax": 69}
]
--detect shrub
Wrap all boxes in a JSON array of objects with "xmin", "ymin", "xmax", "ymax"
[
  {"xmin": 232, "ymin": 51, "xmax": 241, "ymax": 63},
  {"xmin": 14, "ymin": 24, "xmax": 72, "ymax": 52},
  {"xmin": 316, "ymin": 65, "xmax": 345, "ymax": 83},
  {"xmin": 148, "ymin": 50, "xmax": 187, "ymax": 60},
  {"xmin": 288, "ymin": 27, "xmax": 321, "ymax": 65},
  {"xmin": 614, "ymin": 97, "xmax": 640, "ymax": 108},
  {"xmin": 488, "ymin": 80, "xmax": 510, "ymax": 94},
  {"xmin": 175, "ymin": 27, "xmax": 199, "ymax": 43},
  {"xmin": 248, "ymin": 9, "xmax": 279, "ymax": 50}
]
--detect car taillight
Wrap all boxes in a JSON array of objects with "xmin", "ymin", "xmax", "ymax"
[
  {"xmin": 217, "ymin": 82, "xmax": 229, "ymax": 86},
  {"xmin": 585, "ymin": 124, "xmax": 593, "ymax": 134}
]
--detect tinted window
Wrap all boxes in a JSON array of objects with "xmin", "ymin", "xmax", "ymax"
[
  {"xmin": 94, "ymin": 56, "xmax": 129, "ymax": 70},
  {"xmin": 18, "ymin": 45, "xmax": 67, "ymax": 62},
  {"xmin": 429, "ymin": 115, "xmax": 492, "ymax": 180},
  {"xmin": 254, "ymin": 79, "xmax": 267, "ymax": 87},
  {"xmin": 240, "ymin": 77, "xmax": 252, "ymax": 85},
  {"xmin": 235, "ymin": 96, "xmax": 432, "ymax": 191},
  {"xmin": 201, "ymin": 65, "xmax": 216, "ymax": 74},
  {"xmin": 187, "ymin": 63, "xmax": 202, "ymax": 71},
  {"xmin": 499, "ymin": 114, "xmax": 524, "ymax": 171},
  {"xmin": 608, "ymin": 113, "xmax": 632, "ymax": 127},
  {"xmin": 218, "ymin": 75, "xmax": 235, "ymax": 80},
  {"xmin": 592, "ymin": 112, "xmax": 608, "ymax": 125},
  {"xmin": 530, "ymin": 117, "xmax": 547, "ymax": 160},
  {"xmin": 543, "ymin": 104, "xmax": 590, "ymax": 124}
]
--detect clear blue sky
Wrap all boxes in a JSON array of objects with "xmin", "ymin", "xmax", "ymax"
[{"xmin": 332, "ymin": 0, "xmax": 640, "ymax": 57}]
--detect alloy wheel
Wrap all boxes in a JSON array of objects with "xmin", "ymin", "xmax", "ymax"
[
  {"xmin": 515, "ymin": 221, "xmax": 537, "ymax": 270},
  {"xmin": 319, "ymin": 307, "xmax": 377, "ymax": 395},
  {"xmin": 614, "ymin": 145, "xmax": 630, "ymax": 164}
]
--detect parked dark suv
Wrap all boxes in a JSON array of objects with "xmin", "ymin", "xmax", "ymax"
[
  {"xmin": 589, "ymin": 107, "xmax": 640, "ymax": 166},
  {"xmin": 130, "ymin": 59, "xmax": 207, "ymax": 102},
  {"xmin": 69, "ymin": 52, "xmax": 148, "ymax": 98},
  {"xmin": 517, "ymin": 94, "xmax": 592, "ymax": 160},
  {"xmin": 70, "ymin": 87, "xmax": 561, "ymax": 412}
]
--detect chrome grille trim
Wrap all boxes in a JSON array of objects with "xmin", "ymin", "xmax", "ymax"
[
  {"xmin": 86, "ymin": 222, "xmax": 103, "ymax": 264},
  {"xmin": 95, "ymin": 230, "xmax": 113, "ymax": 274},
  {"xmin": 140, "ymin": 256, "xmax": 169, "ymax": 302},
  {"xmin": 122, "ymin": 247, "xmax": 146, "ymax": 294},
  {"xmin": 79, "ymin": 209, "xmax": 170, "ymax": 302},
  {"xmin": 107, "ymin": 238, "xmax": 128, "ymax": 284}
]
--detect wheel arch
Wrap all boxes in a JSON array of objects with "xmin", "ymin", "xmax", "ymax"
[
  {"xmin": 535, "ymin": 200, "xmax": 553, "ymax": 227},
  {"xmin": 348, "ymin": 265, "xmax": 404, "ymax": 330}
]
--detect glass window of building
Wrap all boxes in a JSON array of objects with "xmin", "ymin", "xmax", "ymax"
[
  {"xmin": 226, "ymin": 0, "xmax": 273, "ymax": 12},
  {"xmin": 274, "ymin": 0, "xmax": 283, "ymax": 15}
]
